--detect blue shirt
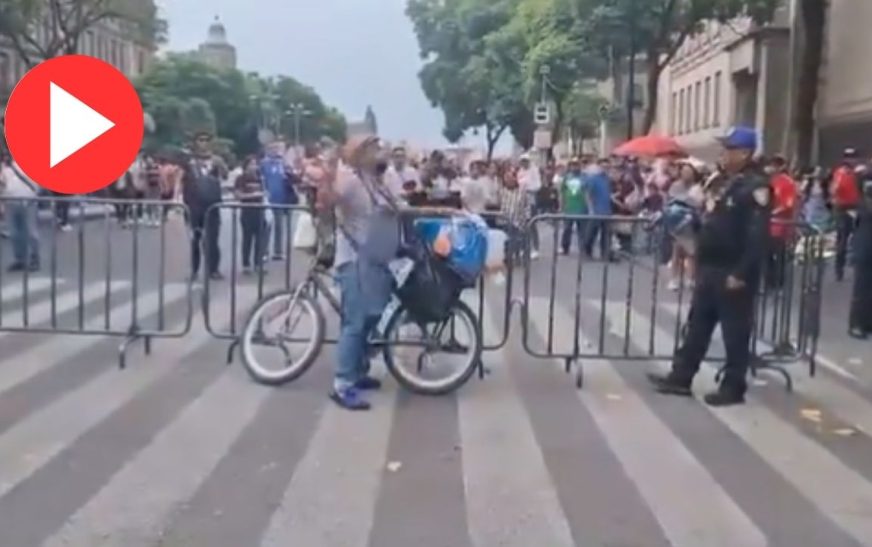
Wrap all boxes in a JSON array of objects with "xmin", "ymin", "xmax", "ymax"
[
  {"xmin": 583, "ymin": 168, "xmax": 612, "ymax": 215},
  {"xmin": 260, "ymin": 156, "xmax": 296, "ymax": 205}
]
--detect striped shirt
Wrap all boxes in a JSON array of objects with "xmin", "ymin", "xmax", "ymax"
[{"xmin": 499, "ymin": 187, "xmax": 529, "ymax": 227}]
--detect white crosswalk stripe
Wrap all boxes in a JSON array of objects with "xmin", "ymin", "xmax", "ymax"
[
  {"xmin": 0, "ymin": 281, "xmax": 179, "ymax": 396},
  {"xmin": 0, "ymin": 285, "xmax": 190, "ymax": 499},
  {"xmin": 0, "ymin": 280, "xmax": 870, "ymax": 546},
  {"xmin": 260, "ymin": 384, "xmax": 397, "ymax": 547},
  {"xmin": 608, "ymin": 300, "xmax": 872, "ymax": 546},
  {"xmin": 0, "ymin": 277, "xmax": 58, "ymax": 304},
  {"xmin": 0, "ymin": 277, "xmax": 88, "ymax": 334},
  {"xmin": 558, "ymin": 300, "xmax": 767, "ymax": 547},
  {"xmin": 43, "ymin": 368, "xmax": 268, "ymax": 547},
  {"xmin": 459, "ymin": 301, "xmax": 574, "ymax": 547}
]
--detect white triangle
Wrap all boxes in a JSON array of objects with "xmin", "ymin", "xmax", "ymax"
[{"xmin": 49, "ymin": 82, "xmax": 116, "ymax": 168}]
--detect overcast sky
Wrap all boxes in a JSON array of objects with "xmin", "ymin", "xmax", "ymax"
[{"xmin": 159, "ymin": 0, "xmax": 451, "ymax": 148}]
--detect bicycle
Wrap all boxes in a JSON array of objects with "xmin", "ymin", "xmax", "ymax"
[{"xmin": 238, "ymin": 257, "xmax": 483, "ymax": 396}]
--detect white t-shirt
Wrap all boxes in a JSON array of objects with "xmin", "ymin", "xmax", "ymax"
[
  {"xmin": 461, "ymin": 176, "xmax": 489, "ymax": 213},
  {"xmin": 0, "ymin": 163, "xmax": 39, "ymax": 199},
  {"xmin": 519, "ymin": 166, "xmax": 542, "ymax": 193},
  {"xmin": 384, "ymin": 165, "xmax": 419, "ymax": 197}
]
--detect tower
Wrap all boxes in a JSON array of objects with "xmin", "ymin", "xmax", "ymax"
[{"xmin": 197, "ymin": 16, "xmax": 237, "ymax": 70}]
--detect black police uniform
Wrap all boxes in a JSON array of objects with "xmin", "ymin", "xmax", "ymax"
[
  {"xmin": 649, "ymin": 167, "xmax": 770, "ymax": 406},
  {"xmin": 849, "ymin": 174, "xmax": 872, "ymax": 338}
]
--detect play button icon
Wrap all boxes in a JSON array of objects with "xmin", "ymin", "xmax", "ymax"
[
  {"xmin": 50, "ymin": 82, "xmax": 116, "ymax": 168},
  {"xmin": 4, "ymin": 55, "xmax": 144, "ymax": 194}
]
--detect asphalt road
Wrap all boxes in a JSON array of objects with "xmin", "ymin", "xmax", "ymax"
[{"xmin": 0, "ymin": 209, "xmax": 871, "ymax": 546}]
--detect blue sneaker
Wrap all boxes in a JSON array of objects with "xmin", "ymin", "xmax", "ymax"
[
  {"xmin": 355, "ymin": 376, "xmax": 382, "ymax": 391},
  {"xmin": 329, "ymin": 387, "xmax": 371, "ymax": 411}
]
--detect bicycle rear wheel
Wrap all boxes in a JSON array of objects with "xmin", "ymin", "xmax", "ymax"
[
  {"xmin": 382, "ymin": 300, "xmax": 482, "ymax": 396},
  {"xmin": 240, "ymin": 288, "xmax": 325, "ymax": 386}
]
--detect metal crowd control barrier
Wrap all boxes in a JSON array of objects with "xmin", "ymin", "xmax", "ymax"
[
  {"xmin": 742, "ymin": 220, "xmax": 826, "ymax": 389},
  {"xmin": 519, "ymin": 213, "xmax": 825, "ymax": 390},
  {"xmin": 0, "ymin": 196, "xmax": 195, "ymax": 368},
  {"xmin": 200, "ymin": 202, "xmax": 310, "ymax": 363},
  {"xmin": 201, "ymin": 203, "xmax": 517, "ymax": 377}
]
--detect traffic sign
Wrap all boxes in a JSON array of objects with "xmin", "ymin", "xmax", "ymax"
[
  {"xmin": 534, "ymin": 103, "xmax": 550, "ymax": 125},
  {"xmin": 4, "ymin": 55, "xmax": 144, "ymax": 195}
]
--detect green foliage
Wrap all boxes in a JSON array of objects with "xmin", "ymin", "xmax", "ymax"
[
  {"xmin": 563, "ymin": 84, "xmax": 609, "ymax": 140},
  {"xmin": 407, "ymin": 0, "xmax": 608, "ymax": 152},
  {"xmin": 408, "ymin": 0, "xmax": 526, "ymax": 156},
  {"xmin": 0, "ymin": 0, "xmax": 165, "ymax": 65},
  {"xmin": 408, "ymin": 0, "xmax": 781, "ymax": 148},
  {"xmin": 136, "ymin": 56, "xmax": 347, "ymax": 158}
]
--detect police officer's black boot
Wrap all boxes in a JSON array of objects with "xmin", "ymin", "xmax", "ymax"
[
  {"xmin": 702, "ymin": 389, "xmax": 745, "ymax": 407},
  {"xmin": 646, "ymin": 372, "xmax": 693, "ymax": 397},
  {"xmin": 704, "ymin": 373, "xmax": 746, "ymax": 407}
]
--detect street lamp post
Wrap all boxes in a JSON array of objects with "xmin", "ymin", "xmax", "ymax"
[{"xmin": 287, "ymin": 103, "xmax": 311, "ymax": 146}]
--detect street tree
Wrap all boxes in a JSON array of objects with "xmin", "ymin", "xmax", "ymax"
[
  {"xmin": 0, "ymin": 0, "xmax": 165, "ymax": 66},
  {"xmin": 507, "ymin": 0, "xmax": 608, "ymax": 143},
  {"xmin": 562, "ymin": 83, "xmax": 610, "ymax": 155},
  {"xmin": 584, "ymin": 0, "xmax": 780, "ymax": 134},
  {"xmin": 407, "ymin": 0, "xmax": 530, "ymax": 158},
  {"xmin": 266, "ymin": 76, "xmax": 347, "ymax": 145},
  {"xmin": 136, "ymin": 56, "xmax": 347, "ymax": 158}
]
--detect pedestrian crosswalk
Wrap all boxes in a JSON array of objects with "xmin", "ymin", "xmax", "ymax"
[{"xmin": 0, "ymin": 276, "xmax": 871, "ymax": 546}]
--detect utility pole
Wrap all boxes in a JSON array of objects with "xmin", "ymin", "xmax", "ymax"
[{"xmin": 626, "ymin": 0, "xmax": 637, "ymax": 140}]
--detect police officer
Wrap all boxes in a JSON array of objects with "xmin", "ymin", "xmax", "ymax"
[
  {"xmin": 648, "ymin": 126, "xmax": 770, "ymax": 406},
  {"xmin": 849, "ymin": 161, "xmax": 872, "ymax": 339}
]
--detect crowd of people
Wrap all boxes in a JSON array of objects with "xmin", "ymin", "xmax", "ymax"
[{"xmin": 2, "ymin": 125, "xmax": 871, "ymax": 409}]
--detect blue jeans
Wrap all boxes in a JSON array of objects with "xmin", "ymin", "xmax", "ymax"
[
  {"xmin": 7, "ymin": 201, "xmax": 40, "ymax": 266},
  {"xmin": 335, "ymin": 260, "xmax": 393, "ymax": 390}
]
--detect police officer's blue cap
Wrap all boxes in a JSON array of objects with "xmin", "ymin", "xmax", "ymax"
[{"xmin": 716, "ymin": 126, "xmax": 758, "ymax": 151}]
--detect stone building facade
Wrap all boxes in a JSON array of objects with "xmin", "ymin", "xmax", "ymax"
[
  {"xmin": 653, "ymin": 0, "xmax": 872, "ymax": 165},
  {"xmin": 654, "ymin": 10, "xmax": 792, "ymax": 162},
  {"xmin": 0, "ymin": 15, "xmax": 154, "ymax": 101},
  {"xmin": 816, "ymin": 0, "xmax": 872, "ymax": 164}
]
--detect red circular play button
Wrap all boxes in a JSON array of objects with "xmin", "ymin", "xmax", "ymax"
[{"xmin": 3, "ymin": 55, "xmax": 144, "ymax": 195}]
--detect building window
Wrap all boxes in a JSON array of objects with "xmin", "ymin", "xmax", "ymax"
[
  {"xmin": 678, "ymin": 88, "xmax": 685, "ymax": 135},
  {"xmin": 704, "ymin": 77, "xmax": 711, "ymax": 128},
  {"xmin": 685, "ymin": 86, "xmax": 692, "ymax": 134},
  {"xmin": 671, "ymin": 92, "xmax": 677, "ymax": 135},
  {"xmin": 713, "ymin": 71, "xmax": 722, "ymax": 126},
  {"xmin": 694, "ymin": 81, "xmax": 701, "ymax": 131}
]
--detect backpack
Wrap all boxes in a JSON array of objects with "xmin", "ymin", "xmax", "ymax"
[
  {"xmin": 189, "ymin": 160, "xmax": 223, "ymax": 208},
  {"xmin": 396, "ymin": 241, "xmax": 464, "ymax": 323}
]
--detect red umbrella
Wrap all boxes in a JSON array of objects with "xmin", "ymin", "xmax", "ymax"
[{"xmin": 613, "ymin": 135, "xmax": 686, "ymax": 158}]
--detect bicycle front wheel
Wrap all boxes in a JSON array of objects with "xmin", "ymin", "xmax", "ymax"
[
  {"xmin": 240, "ymin": 288, "xmax": 325, "ymax": 386},
  {"xmin": 382, "ymin": 300, "xmax": 482, "ymax": 396}
]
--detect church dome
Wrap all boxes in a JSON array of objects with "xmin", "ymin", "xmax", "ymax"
[{"xmin": 205, "ymin": 16, "xmax": 228, "ymax": 45}]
